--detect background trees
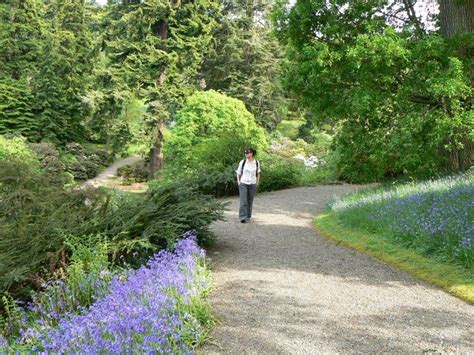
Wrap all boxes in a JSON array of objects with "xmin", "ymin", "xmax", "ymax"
[
  {"xmin": 274, "ymin": 0, "xmax": 473, "ymax": 182},
  {"xmin": 102, "ymin": 0, "xmax": 219, "ymax": 176},
  {"xmin": 0, "ymin": 0, "xmax": 97, "ymax": 143},
  {"xmin": 0, "ymin": 0, "xmax": 472, "ymax": 182},
  {"xmin": 201, "ymin": 0, "xmax": 288, "ymax": 130}
]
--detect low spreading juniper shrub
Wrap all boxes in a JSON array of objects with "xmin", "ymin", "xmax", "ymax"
[
  {"xmin": 0, "ymin": 161, "xmax": 109, "ymax": 299},
  {"xmin": 82, "ymin": 179, "xmax": 226, "ymax": 265}
]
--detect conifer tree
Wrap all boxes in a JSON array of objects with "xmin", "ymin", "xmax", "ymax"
[
  {"xmin": 0, "ymin": 0, "xmax": 43, "ymax": 138},
  {"xmin": 201, "ymin": 0, "xmax": 287, "ymax": 130},
  {"xmin": 103, "ymin": 0, "xmax": 219, "ymax": 177}
]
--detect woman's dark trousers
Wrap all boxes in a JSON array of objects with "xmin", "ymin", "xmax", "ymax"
[{"xmin": 239, "ymin": 183, "xmax": 257, "ymax": 221}]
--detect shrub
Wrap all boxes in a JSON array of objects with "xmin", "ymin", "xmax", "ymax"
[
  {"xmin": 0, "ymin": 135, "xmax": 39, "ymax": 167},
  {"xmin": 28, "ymin": 143, "xmax": 69, "ymax": 184},
  {"xmin": 269, "ymin": 136, "xmax": 322, "ymax": 158},
  {"xmin": 62, "ymin": 143, "xmax": 113, "ymax": 181},
  {"xmin": 164, "ymin": 90, "xmax": 268, "ymax": 171},
  {"xmin": 94, "ymin": 149, "xmax": 114, "ymax": 166},
  {"xmin": 28, "ymin": 142, "xmax": 59, "ymax": 159},
  {"xmin": 82, "ymin": 179, "xmax": 226, "ymax": 263},
  {"xmin": 258, "ymin": 157, "xmax": 303, "ymax": 192},
  {"xmin": 64, "ymin": 143, "xmax": 86, "ymax": 157},
  {"xmin": 298, "ymin": 151, "xmax": 339, "ymax": 186},
  {"xmin": 117, "ymin": 160, "xmax": 148, "ymax": 184},
  {"xmin": 0, "ymin": 161, "xmax": 109, "ymax": 298},
  {"xmin": 275, "ymin": 119, "xmax": 305, "ymax": 139}
]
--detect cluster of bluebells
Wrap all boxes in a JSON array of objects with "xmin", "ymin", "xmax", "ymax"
[
  {"xmin": 9, "ymin": 231, "xmax": 206, "ymax": 353},
  {"xmin": 331, "ymin": 175, "xmax": 473, "ymax": 268},
  {"xmin": 26, "ymin": 268, "xmax": 113, "ymax": 330}
]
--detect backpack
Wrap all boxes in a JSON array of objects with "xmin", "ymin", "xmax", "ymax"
[{"xmin": 240, "ymin": 159, "xmax": 260, "ymax": 176}]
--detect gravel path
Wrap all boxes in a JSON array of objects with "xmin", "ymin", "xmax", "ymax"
[
  {"xmin": 81, "ymin": 156, "xmax": 142, "ymax": 188},
  {"xmin": 202, "ymin": 185, "xmax": 474, "ymax": 354}
]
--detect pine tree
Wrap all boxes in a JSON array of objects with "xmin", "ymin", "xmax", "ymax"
[
  {"xmin": 201, "ymin": 0, "xmax": 288, "ymax": 130},
  {"xmin": 0, "ymin": 1, "xmax": 43, "ymax": 138},
  {"xmin": 103, "ymin": 0, "xmax": 219, "ymax": 177}
]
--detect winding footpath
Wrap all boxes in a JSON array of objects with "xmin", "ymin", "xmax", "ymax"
[
  {"xmin": 81, "ymin": 155, "xmax": 142, "ymax": 188},
  {"xmin": 203, "ymin": 185, "xmax": 474, "ymax": 353}
]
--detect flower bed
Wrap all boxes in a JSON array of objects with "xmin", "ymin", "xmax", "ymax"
[
  {"xmin": 1, "ymin": 232, "xmax": 212, "ymax": 353},
  {"xmin": 329, "ymin": 174, "xmax": 474, "ymax": 270}
]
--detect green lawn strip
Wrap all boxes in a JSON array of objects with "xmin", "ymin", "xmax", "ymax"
[{"xmin": 314, "ymin": 213, "xmax": 474, "ymax": 304}]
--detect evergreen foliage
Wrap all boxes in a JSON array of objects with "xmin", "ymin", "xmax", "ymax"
[
  {"xmin": 102, "ymin": 0, "xmax": 220, "ymax": 169},
  {"xmin": 0, "ymin": 136, "xmax": 40, "ymax": 167},
  {"xmin": 0, "ymin": 1, "xmax": 97, "ymax": 143},
  {"xmin": 202, "ymin": 0, "xmax": 288, "ymax": 130}
]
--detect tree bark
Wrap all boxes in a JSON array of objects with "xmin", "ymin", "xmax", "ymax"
[
  {"xmin": 439, "ymin": 0, "xmax": 474, "ymax": 37},
  {"xmin": 148, "ymin": 120, "xmax": 165, "ymax": 179},
  {"xmin": 438, "ymin": 0, "xmax": 474, "ymax": 171},
  {"xmin": 148, "ymin": 18, "xmax": 169, "ymax": 179}
]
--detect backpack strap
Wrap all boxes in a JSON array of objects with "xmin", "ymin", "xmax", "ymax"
[
  {"xmin": 240, "ymin": 159, "xmax": 246, "ymax": 175},
  {"xmin": 240, "ymin": 159, "xmax": 260, "ymax": 177}
]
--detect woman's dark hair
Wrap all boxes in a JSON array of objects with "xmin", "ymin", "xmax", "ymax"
[{"xmin": 244, "ymin": 147, "xmax": 256, "ymax": 156}]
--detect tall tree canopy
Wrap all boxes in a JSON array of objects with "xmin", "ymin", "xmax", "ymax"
[
  {"xmin": 102, "ymin": 0, "xmax": 219, "ymax": 176},
  {"xmin": 274, "ymin": 0, "xmax": 473, "ymax": 182},
  {"xmin": 0, "ymin": 0, "xmax": 97, "ymax": 143},
  {"xmin": 201, "ymin": 0, "xmax": 288, "ymax": 130}
]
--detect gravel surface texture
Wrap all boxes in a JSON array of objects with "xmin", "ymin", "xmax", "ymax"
[{"xmin": 201, "ymin": 185, "xmax": 474, "ymax": 354}]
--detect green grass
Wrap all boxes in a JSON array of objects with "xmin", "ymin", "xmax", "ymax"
[
  {"xmin": 328, "ymin": 175, "xmax": 474, "ymax": 270},
  {"xmin": 315, "ymin": 213, "xmax": 474, "ymax": 304}
]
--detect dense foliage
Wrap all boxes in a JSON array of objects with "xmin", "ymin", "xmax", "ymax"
[
  {"xmin": 274, "ymin": 0, "xmax": 474, "ymax": 182},
  {"xmin": 202, "ymin": 0, "xmax": 288, "ymax": 129},
  {"xmin": 0, "ymin": 158, "xmax": 224, "ymax": 298},
  {"xmin": 0, "ymin": 1, "xmax": 96, "ymax": 143},
  {"xmin": 0, "ymin": 161, "xmax": 109, "ymax": 298},
  {"xmin": 329, "ymin": 174, "xmax": 474, "ymax": 270},
  {"xmin": 0, "ymin": 136, "xmax": 40, "ymax": 167}
]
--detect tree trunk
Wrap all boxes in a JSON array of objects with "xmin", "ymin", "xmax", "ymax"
[
  {"xmin": 439, "ymin": 0, "xmax": 474, "ymax": 37},
  {"xmin": 402, "ymin": 0, "xmax": 423, "ymax": 33},
  {"xmin": 148, "ymin": 18, "xmax": 169, "ymax": 179},
  {"xmin": 438, "ymin": 0, "xmax": 474, "ymax": 171},
  {"xmin": 148, "ymin": 120, "xmax": 164, "ymax": 179}
]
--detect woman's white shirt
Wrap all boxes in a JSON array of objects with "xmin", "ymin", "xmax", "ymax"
[{"xmin": 236, "ymin": 159, "xmax": 260, "ymax": 185}]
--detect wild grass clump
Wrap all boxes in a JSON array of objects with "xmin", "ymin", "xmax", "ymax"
[{"xmin": 329, "ymin": 174, "xmax": 474, "ymax": 270}]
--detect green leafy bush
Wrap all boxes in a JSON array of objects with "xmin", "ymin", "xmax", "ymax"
[
  {"xmin": 299, "ymin": 153, "xmax": 339, "ymax": 186},
  {"xmin": 275, "ymin": 119, "xmax": 305, "ymax": 139},
  {"xmin": 258, "ymin": 157, "xmax": 303, "ymax": 192},
  {"xmin": 61, "ymin": 143, "xmax": 113, "ymax": 181},
  {"xmin": 164, "ymin": 90, "xmax": 268, "ymax": 171},
  {"xmin": 28, "ymin": 142, "xmax": 72, "ymax": 185},
  {"xmin": 117, "ymin": 160, "xmax": 148, "ymax": 184},
  {"xmin": 0, "ymin": 135, "xmax": 39, "ymax": 167}
]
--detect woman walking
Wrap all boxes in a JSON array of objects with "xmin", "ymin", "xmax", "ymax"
[{"xmin": 236, "ymin": 147, "xmax": 261, "ymax": 223}]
